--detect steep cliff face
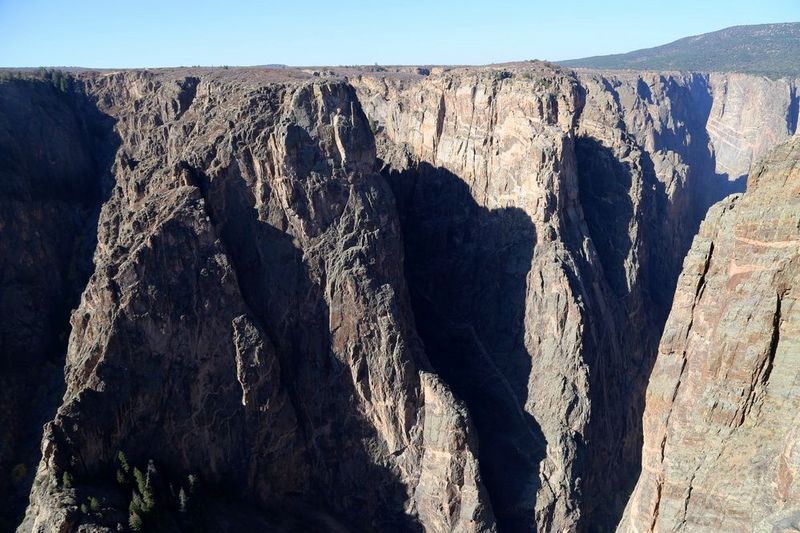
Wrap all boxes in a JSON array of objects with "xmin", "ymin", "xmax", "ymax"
[
  {"xmin": 706, "ymin": 73, "xmax": 798, "ymax": 179},
  {"xmin": 9, "ymin": 71, "xmax": 493, "ymax": 532},
  {"xmin": 356, "ymin": 66, "xmax": 593, "ymax": 531},
  {"xmin": 0, "ymin": 78, "xmax": 117, "ymax": 528},
  {"xmin": 2, "ymin": 64, "xmax": 797, "ymax": 532},
  {"xmin": 619, "ymin": 135, "xmax": 800, "ymax": 532},
  {"xmin": 353, "ymin": 65, "xmax": 797, "ymax": 530}
]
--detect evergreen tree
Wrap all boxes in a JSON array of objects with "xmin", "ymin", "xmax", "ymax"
[{"xmin": 129, "ymin": 511, "xmax": 143, "ymax": 531}]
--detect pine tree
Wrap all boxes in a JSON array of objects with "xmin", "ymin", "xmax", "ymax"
[
  {"xmin": 117, "ymin": 451, "xmax": 130, "ymax": 474},
  {"xmin": 129, "ymin": 511, "xmax": 143, "ymax": 531}
]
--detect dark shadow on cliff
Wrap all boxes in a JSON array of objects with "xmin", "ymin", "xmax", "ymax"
[
  {"xmin": 380, "ymin": 160, "xmax": 544, "ymax": 532},
  {"xmin": 572, "ymin": 74, "xmax": 747, "ymax": 529},
  {"xmin": 573, "ymin": 136, "xmax": 663, "ymax": 531},
  {"xmin": 184, "ymin": 157, "xmax": 421, "ymax": 532},
  {"xmin": 575, "ymin": 137, "xmax": 635, "ymax": 298},
  {"xmin": 0, "ymin": 77, "xmax": 119, "ymax": 528},
  {"xmin": 657, "ymin": 75, "xmax": 747, "ymax": 232}
]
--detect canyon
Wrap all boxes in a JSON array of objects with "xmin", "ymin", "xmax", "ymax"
[{"xmin": 0, "ymin": 63, "xmax": 797, "ymax": 532}]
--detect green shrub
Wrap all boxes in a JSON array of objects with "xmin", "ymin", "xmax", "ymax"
[
  {"xmin": 129, "ymin": 510, "xmax": 143, "ymax": 531},
  {"xmin": 117, "ymin": 451, "xmax": 130, "ymax": 474},
  {"xmin": 62, "ymin": 471, "xmax": 73, "ymax": 489}
]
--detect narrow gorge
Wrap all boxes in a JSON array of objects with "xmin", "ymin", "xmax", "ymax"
[{"xmin": 0, "ymin": 63, "xmax": 797, "ymax": 532}]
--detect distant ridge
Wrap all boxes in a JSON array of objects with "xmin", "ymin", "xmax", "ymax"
[{"xmin": 559, "ymin": 22, "xmax": 800, "ymax": 79}]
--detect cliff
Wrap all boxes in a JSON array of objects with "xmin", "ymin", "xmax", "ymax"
[
  {"xmin": 619, "ymin": 134, "xmax": 800, "ymax": 532},
  {"xmin": 0, "ymin": 63, "xmax": 796, "ymax": 532},
  {"xmin": 5, "ymin": 71, "xmax": 493, "ymax": 532},
  {"xmin": 353, "ymin": 64, "xmax": 797, "ymax": 530}
]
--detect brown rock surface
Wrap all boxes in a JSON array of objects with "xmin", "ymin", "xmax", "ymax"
[
  {"xmin": 0, "ymin": 63, "xmax": 796, "ymax": 532},
  {"xmin": 353, "ymin": 64, "xmax": 798, "ymax": 530},
  {"xmin": 618, "ymin": 135, "xmax": 800, "ymax": 532},
  {"xmin": 0, "ymin": 78, "xmax": 117, "ymax": 529},
  {"xmin": 8, "ymin": 71, "xmax": 493, "ymax": 532}
]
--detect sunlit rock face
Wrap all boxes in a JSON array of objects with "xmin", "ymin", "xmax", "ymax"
[
  {"xmin": 0, "ymin": 63, "xmax": 796, "ymax": 532},
  {"xmin": 619, "ymin": 135, "xmax": 800, "ymax": 533},
  {"xmin": 354, "ymin": 65, "xmax": 797, "ymax": 531}
]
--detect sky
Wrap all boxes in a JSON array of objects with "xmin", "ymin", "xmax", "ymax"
[{"xmin": 0, "ymin": 0, "xmax": 798, "ymax": 68}]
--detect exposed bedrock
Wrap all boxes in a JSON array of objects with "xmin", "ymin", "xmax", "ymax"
[
  {"xmin": 354, "ymin": 65, "xmax": 798, "ymax": 530},
  {"xmin": 0, "ymin": 78, "xmax": 118, "ymax": 528},
  {"xmin": 10, "ymin": 72, "xmax": 493, "ymax": 532},
  {"xmin": 619, "ymin": 135, "xmax": 800, "ymax": 532},
  {"xmin": 0, "ymin": 63, "xmax": 796, "ymax": 532}
]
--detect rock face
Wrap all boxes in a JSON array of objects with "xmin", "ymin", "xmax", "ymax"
[
  {"xmin": 619, "ymin": 135, "xmax": 800, "ymax": 532},
  {"xmin": 706, "ymin": 73, "xmax": 799, "ymax": 179},
  {"xmin": 0, "ymin": 64, "xmax": 797, "ymax": 532},
  {"xmin": 0, "ymin": 79, "xmax": 116, "ymax": 529},
  {"xmin": 353, "ymin": 65, "xmax": 798, "ymax": 530},
  {"xmin": 7, "ymin": 71, "xmax": 493, "ymax": 532}
]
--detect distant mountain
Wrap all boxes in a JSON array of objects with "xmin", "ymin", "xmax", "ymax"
[{"xmin": 559, "ymin": 23, "xmax": 800, "ymax": 78}]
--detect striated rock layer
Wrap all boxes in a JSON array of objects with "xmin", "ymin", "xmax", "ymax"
[
  {"xmin": 619, "ymin": 135, "xmax": 800, "ymax": 532},
  {"xmin": 8, "ymin": 71, "xmax": 493, "ymax": 532},
  {"xmin": 353, "ymin": 65, "xmax": 798, "ymax": 530},
  {"xmin": 0, "ymin": 63, "xmax": 796, "ymax": 532}
]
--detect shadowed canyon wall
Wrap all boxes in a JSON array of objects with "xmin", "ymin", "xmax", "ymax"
[
  {"xmin": 619, "ymin": 134, "xmax": 800, "ymax": 532},
  {"xmin": 354, "ymin": 65, "xmax": 798, "ymax": 530},
  {"xmin": 0, "ymin": 64, "xmax": 797, "ymax": 532}
]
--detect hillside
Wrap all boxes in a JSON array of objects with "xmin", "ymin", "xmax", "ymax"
[{"xmin": 559, "ymin": 23, "xmax": 800, "ymax": 78}]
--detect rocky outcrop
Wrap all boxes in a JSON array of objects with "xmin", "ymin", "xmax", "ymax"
[
  {"xmin": 706, "ymin": 73, "xmax": 798, "ymax": 179},
  {"xmin": 0, "ymin": 78, "xmax": 116, "ymax": 528},
  {"xmin": 8, "ymin": 71, "xmax": 493, "ymax": 532},
  {"xmin": 353, "ymin": 65, "xmax": 798, "ymax": 530},
  {"xmin": 2, "ymin": 63, "xmax": 797, "ymax": 532},
  {"xmin": 619, "ymin": 135, "xmax": 800, "ymax": 532}
]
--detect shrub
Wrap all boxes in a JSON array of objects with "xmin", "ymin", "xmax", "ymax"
[
  {"xmin": 117, "ymin": 451, "xmax": 130, "ymax": 474},
  {"xmin": 129, "ymin": 510, "xmax": 143, "ymax": 531},
  {"xmin": 62, "ymin": 471, "xmax": 73, "ymax": 489}
]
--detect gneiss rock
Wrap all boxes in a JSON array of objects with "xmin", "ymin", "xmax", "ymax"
[
  {"xmin": 2, "ymin": 63, "xmax": 797, "ymax": 532},
  {"xmin": 619, "ymin": 136, "xmax": 800, "ymax": 531},
  {"xmin": 16, "ymin": 71, "xmax": 493, "ymax": 532},
  {"xmin": 353, "ymin": 64, "xmax": 798, "ymax": 531}
]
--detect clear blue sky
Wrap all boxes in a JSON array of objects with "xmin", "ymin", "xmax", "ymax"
[{"xmin": 0, "ymin": 0, "xmax": 797, "ymax": 67}]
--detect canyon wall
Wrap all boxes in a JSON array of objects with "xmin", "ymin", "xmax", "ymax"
[
  {"xmin": 5, "ymin": 72, "xmax": 493, "ymax": 532},
  {"xmin": 353, "ymin": 65, "xmax": 797, "ymax": 530},
  {"xmin": 619, "ymin": 134, "xmax": 800, "ymax": 532},
  {"xmin": 0, "ymin": 64, "xmax": 796, "ymax": 531}
]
